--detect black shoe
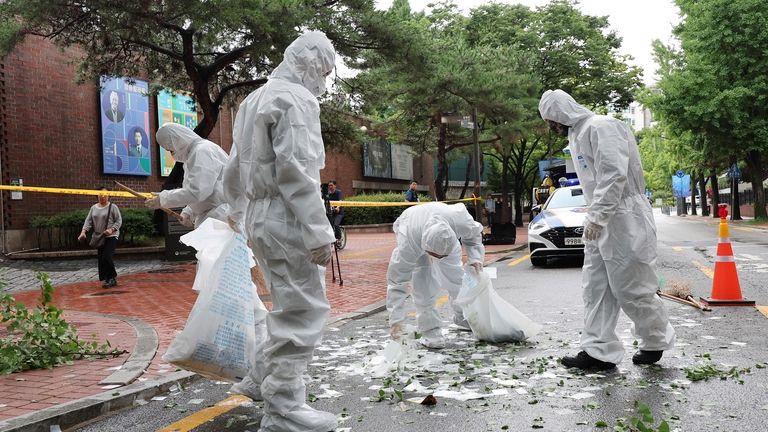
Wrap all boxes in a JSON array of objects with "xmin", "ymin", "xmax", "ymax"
[
  {"xmin": 104, "ymin": 278, "xmax": 117, "ymax": 288},
  {"xmin": 632, "ymin": 350, "xmax": 663, "ymax": 365},
  {"xmin": 561, "ymin": 351, "xmax": 616, "ymax": 371},
  {"xmin": 101, "ymin": 280, "xmax": 109, "ymax": 288}
]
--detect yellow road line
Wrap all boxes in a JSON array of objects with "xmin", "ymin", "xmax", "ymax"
[
  {"xmin": 672, "ymin": 246, "xmax": 683, "ymax": 252},
  {"xmin": 157, "ymin": 395, "xmax": 252, "ymax": 432},
  {"xmin": 508, "ymin": 254, "xmax": 530, "ymax": 267},
  {"xmin": 692, "ymin": 260, "xmax": 714, "ymax": 279},
  {"xmin": 757, "ymin": 306, "xmax": 768, "ymax": 319}
]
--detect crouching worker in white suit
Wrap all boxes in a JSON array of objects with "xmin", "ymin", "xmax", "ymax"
[
  {"xmin": 387, "ymin": 202, "xmax": 485, "ymax": 349},
  {"xmin": 222, "ymin": 31, "xmax": 338, "ymax": 432},
  {"xmin": 538, "ymin": 89, "xmax": 675, "ymax": 371},
  {"xmin": 146, "ymin": 123, "xmax": 229, "ymax": 228},
  {"xmin": 146, "ymin": 123, "xmax": 267, "ymax": 401}
]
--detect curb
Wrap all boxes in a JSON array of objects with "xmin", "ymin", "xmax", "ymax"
[
  {"xmin": 0, "ymin": 371, "xmax": 198, "ymax": 432},
  {"xmin": 6, "ymin": 246, "xmax": 164, "ymax": 260},
  {"xmin": 96, "ymin": 314, "xmax": 159, "ymax": 386}
]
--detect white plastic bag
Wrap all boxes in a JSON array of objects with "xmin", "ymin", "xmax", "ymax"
[
  {"xmin": 455, "ymin": 267, "xmax": 542, "ymax": 343},
  {"xmin": 163, "ymin": 219, "xmax": 267, "ymax": 382}
]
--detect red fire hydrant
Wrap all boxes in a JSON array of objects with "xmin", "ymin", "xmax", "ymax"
[{"xmin": 718, "ymin": 203, "xmax": 728, "ymax": 220}]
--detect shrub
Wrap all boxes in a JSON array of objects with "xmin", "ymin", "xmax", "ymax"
[
  {"xmin": 28, "ymin": 207, "xmax": 156, "ymax": 249},
  {"xmin": 342, "ymin": 193, "xmax": 415, "ymax": 225},
  {"xmin": 120, "ymin": 208, "xmax": 156, "ymax": 244}
]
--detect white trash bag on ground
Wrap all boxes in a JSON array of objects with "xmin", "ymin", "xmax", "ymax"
[
  {"xmin": 163, "ymin": 218, "xmax": 267, "ymax": 382},
  {"xmin": 455, "ymin": 267, "xmax": 542, "ymax": 343}
]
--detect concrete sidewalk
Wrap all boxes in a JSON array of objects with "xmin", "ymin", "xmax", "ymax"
[{"xmin": 0, "ymin": 229, "xmax": 526, "ymax": 431}]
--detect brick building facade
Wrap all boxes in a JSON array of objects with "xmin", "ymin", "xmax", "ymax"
[{"xmin": 0, "ymin": 36, "xmax": 433, "ymax": 252}]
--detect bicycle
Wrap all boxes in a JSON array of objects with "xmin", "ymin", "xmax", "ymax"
[{"xmin": 334, "ymin": 225, "xmax": 347, "ymax": 250}]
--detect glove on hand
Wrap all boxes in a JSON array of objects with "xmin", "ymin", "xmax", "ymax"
[
  {"xmin": 584, "ymin": 221, "xmax": 603, "ymax": 241},
  {"xmin": 309, "ymin": 244, "xmax": 332, "ymax": 266},
  {"xmin": 469, "ymin": 262, "xmax": 483, "ymax": 274},
  {"xmin": 145, "ymin": 194, "xmax": 162, "ymax": 210},
  {"xmin": 390, "ymin": 322, "xmax": 403, "ymax": 340},
  {"xmin": 180, "ymin": 213, "xmax": 194, "ymax": 228}
]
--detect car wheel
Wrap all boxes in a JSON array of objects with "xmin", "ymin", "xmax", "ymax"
[{"xmin": 530, "ymin": 255, "xmax": 546, "ymax": 266}]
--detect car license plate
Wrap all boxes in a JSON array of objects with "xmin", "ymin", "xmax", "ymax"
[{"xmin": 565, "ymin": 237, "xmax": 583, "ymax": 246}]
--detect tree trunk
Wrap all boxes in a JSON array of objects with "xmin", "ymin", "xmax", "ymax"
[
  {"xmin": 745, "ymin": 149, "xmax": 767, "ymax": 219},
  {"xmin": 690, "ymin": 170, "xmax": 698, "ymax": 216},
  {"xmin": 459, "ymin": 154, "xmax": 472, "ymax": 200},
  {"xmin": 698, "ymin": 174, "xmax": 709, "ymax": 216},
  {"xmin": 731, "ymin": 168, "xmax": 742, "ymax": 221},
  {"xmin": 500, "ymin": 149, "xmax": 511, "ymax": 224},
  {"xmin": 710, "ymin": 172, "xmax": 720, "ymax": 218},
  {"xmin": 434, "ymin": 120, "xmax": 448, "ymax": 201}
]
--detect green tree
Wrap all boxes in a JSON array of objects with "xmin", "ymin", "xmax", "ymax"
[{"xmin": 647, "ymin": 0, "xmax": 768, "ymax": 219}]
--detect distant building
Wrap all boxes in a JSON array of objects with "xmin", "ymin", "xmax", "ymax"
[{"xmin": 614, "ymin": 101, "xmax": 653, "ymax": 131}]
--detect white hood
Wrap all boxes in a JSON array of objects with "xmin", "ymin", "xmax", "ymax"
[
  {"xmin": 538, "ymin": 89, "xmax": 594, "ymax": 127},
  {"xmin": 271, "ymin": 31, "xmax": 336, "ymax": 97},
  {"xmin": 156, "ymin": 123, "xmax": 199, "ymax": 163}
]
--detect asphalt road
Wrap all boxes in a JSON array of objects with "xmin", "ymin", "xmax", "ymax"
[{"xmin": 74, "ymin": 210, "xmax": 768, "ymax": 432}]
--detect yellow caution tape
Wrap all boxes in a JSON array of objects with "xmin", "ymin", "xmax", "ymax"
[
  {"xmin": 0, "ymin": 185, "xmax": 151, "ymax": 199},
  {"xmin": 329, "ymin": 197, "xmax": 481, "ymax": 207},
  {"xmin": 0, "ymin": 184, "xmax": 481, "ymax": 206}
]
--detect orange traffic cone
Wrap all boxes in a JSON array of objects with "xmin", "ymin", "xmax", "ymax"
[{"xmin": 700, "ymin": 215, "xmax": 755, "ymax": 307}]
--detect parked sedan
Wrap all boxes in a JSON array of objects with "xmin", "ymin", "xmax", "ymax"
[{"xmin": 528, "ymin": 186, "xmax": 587, "ymax": 266}]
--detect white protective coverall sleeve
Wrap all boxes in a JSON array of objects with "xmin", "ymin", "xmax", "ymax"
[{"xmin": 451, "ymin": 205, "xmax": 485, "ymax": 264}]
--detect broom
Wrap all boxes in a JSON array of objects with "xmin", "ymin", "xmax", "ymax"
[{"xmin": 657, "ymin": 280, "xmax": 712, "ymax": 312}]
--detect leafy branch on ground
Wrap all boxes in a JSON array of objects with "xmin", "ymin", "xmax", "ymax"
[
  {"xmin": 612, "ymin": 401, "xmax": 671, "ymax": 432},
  {"xmin": 0, "ymin": 272, "xmax": 127, "ymax": 374},
  {"xmin": 684, "ymin": 363, "xmax": 751, "ymax": 384}
]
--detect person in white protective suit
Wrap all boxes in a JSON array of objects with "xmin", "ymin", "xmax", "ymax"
[
  {"xmin": 387, "ymin": 202, "xmax": 485, "ymax": 349},
  {"xmin": 146, "ymin": 123, "xmax": 267, "ymax": 400},
  {"xmin": 222, "ymin": 31, "xmax": 338, "ymax": 432},
  {"xmin": 538, "ymin": 89, "xmax": 676, "ymax": 370},
  {"xmin": 145, "ymin": 123, "xmax": 229, "ymax": 228}
]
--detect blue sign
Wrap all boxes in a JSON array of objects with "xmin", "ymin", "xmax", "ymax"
[
  {"xmin": 675, "ymin": 169, "xmax": 685, "ymax": 178},
  {"xmin": 672, "ymin": 174, "xmax": 691, "ymax": 198},
  {"xmin": 727, "ymin": 164, "xmax": 741, "ymax": 179}
]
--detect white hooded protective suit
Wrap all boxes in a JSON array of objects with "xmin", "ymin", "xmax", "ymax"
[
  {"xmin": 155, "ymin": 123, "xmax": 229, "ymax": 228},
  {"xmin": 222, "ymin": 31, "xmax": 337, "ymax": 432},
  {"xmin": 387, "ymin": 202, "xmax": 484, "ymax": 339},
  {"xmin": 538, "ymin": 89, "xmax": 675, "ymax": 364}
]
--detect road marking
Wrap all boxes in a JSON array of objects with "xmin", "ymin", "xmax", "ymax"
[
  {"xmin": 691, "ymin": 260, "xmax": 714, "ymax": 279},
  {"xmin": 757, "ymin": 306, "xmax": 768, "ymax": 319},
  {"xmin": 157, "ymin": 395, "xmax": 252, "ymax": 432},
  {"xmin": 508, "ymin": 254, "xmax": 530, "ymax": 267},
  {"xmin": 672, "ymin": 246, "xmax": 683, "ymax": 252},
  {"xmin": 408, "ymin": 295, "xmax": 449, "ymax": 317}
]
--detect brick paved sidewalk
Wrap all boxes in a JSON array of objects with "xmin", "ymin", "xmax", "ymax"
[{"xmin": 0, "ymin": 230, "xmax": 525, "ymax": 424}]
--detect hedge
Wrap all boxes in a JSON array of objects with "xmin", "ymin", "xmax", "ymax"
[
  {"xmin": 341, "ymin": 193, "xmax": 423, "ymax": 225},
  {"xmin": 29, "ymin": 208, "xmax": 156, "ymax": 250}
]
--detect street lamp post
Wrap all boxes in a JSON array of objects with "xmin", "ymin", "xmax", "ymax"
[{"xmin": 471, "ymin": 107, "xmax": 482, "ymax": 223}]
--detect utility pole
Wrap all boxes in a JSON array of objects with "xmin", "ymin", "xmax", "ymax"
[{"xmin": 472, "ymin": 107, "xmax": 482, "ymax": 222}]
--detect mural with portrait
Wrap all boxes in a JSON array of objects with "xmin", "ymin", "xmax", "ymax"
[
  {"xmin": 100, "ymin": 76, "xmax": 151, "ymax": 175},
  {"xmin": 157, "ymin": 90, "xmax": 198, "ymax": 177}
]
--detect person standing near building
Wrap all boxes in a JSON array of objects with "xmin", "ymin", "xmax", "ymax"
[
  {"xmin": 78, "ymin": 187, "xmax": 122, "ymax": 288},
  {"xmin": 538, "ymin": 89, "xmax": 676, "ymax": 370},
  {"xmin": 222, "ymin": 31, "xmax": 338, "ymax": 432},
  {"xmin": 483, "ymin": 193, "xmax": 496, "ymax": 227},
  {"xmin": 326, "ymin": 180, "xmax": 344, "ymax": 240},
  {"xmin": 405, "ymin": 180, "xmax": 419, "ymax": 202}
]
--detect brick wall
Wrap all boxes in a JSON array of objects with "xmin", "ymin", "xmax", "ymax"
[{"xmin": 0, "ymin": 36, "xmax": 233, "ymax": 234}]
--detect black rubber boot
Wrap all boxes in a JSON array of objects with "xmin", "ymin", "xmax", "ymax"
[
  {"xmin": 561, "ymin": 351, "xmax": 616, "ymax": 371},
  {"xmin": 632, "ymin": 350, "xmax": 663, "ymax": 365}
]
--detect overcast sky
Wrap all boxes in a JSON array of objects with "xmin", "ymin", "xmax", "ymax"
[{"xmin": 373, "ymin": 0, "xmax": 681, "ymax": 85}]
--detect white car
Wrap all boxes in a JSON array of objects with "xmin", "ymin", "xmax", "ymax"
[{"xmin": 528, "ymin": 186, "xmax": 587, "ymax": 266}]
